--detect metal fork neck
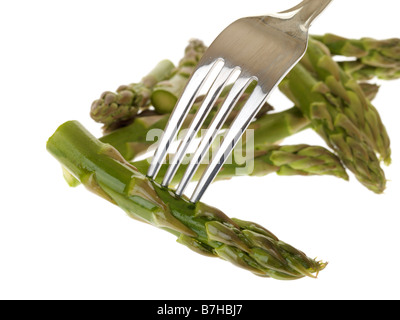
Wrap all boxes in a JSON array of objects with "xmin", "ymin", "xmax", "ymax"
[{"xmin": 280, "ymin": 0, "xmax": 332, "ymax": 28}]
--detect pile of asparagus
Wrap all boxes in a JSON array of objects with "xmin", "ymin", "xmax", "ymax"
[{"xmin": 47, "ymin": 34, "xmax": 399, "ymax": 280}]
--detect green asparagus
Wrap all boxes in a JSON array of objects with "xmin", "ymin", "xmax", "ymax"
[
  {"xmin": 47, "ymin": 32, "xmax": 399, "ymax": 281},
  {"xmin": 279, "ymin": 62, "xmax": 386, "ymax": 194},
  {"xmin": 300, "ymin": 39, "xmax": 391, "ymax": 164},
  {"xmin": 90, "ymin": 60, "xmax": 175, "ymax": 133},
  {"xmin": 313, "ymin": 33, "xmax": 400, "ymax": 80},
  {"xmin": 47, "ymin": 120, "xmax": 327, "ymax": 280},
  {"xmin": 133, "ymin": 144, "xmax": 349, "ymax": 187}
]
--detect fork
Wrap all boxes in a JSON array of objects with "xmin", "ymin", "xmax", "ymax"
[{"xmin": 147, "ymin": 0, "xmax": 332, "ymax": 202}]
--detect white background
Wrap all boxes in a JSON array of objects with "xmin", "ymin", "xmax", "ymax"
[{"xmin": 0, "ymin": 0, "xmax": 399, "ymax": 300}]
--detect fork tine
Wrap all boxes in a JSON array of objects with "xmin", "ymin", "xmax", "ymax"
[
  {"xmin": 175, "ymin": 75, "xmax": 255, "ymax": 196},
  {"xmin": 190, "ymin": 85, "xmax": 268, "ymax": 202},
  {"xmin": 147, "ymin": 60, "xmax": 222, "ymax": 179},
  {"xmin": 161, "ymin": 65, "xmax": 239, "ymax": 187}
]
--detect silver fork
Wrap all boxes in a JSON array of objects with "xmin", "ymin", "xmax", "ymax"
[{"xmin": 147, "ymin": 0, "xmax": 332, "ymax": 202}]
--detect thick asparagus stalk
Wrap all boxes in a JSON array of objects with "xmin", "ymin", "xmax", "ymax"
[
  {"xmin": 47, "ymin": 120, "xmax": 326, "ymax": 280},
  {"xmin": 312, "ymin": 33, "xmax": 400, "ymax": 80},
  {"xmin": 133, "ymin": 144, "xmax": 349, "ymax": 186},
  {"xmin": 300, "ymin": 39, "xmax": 391, "ymax": 165},
  {"xmin": 90, "ymin": 60, "xmax": 175, "ymax": 133},
  {"xmin": 280, "ymin": 62, "xmax": 386, "ymax": 194},
  {"xmin": 151, "ymin": 39, "xmax": 207, "ymax": 113}
]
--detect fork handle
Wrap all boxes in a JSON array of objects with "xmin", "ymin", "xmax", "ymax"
[{"xmin": 281, "ymin": 0, "xmax": 333, "ymax": 28}]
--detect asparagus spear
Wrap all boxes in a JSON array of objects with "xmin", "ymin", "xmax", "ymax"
[
  {"xmin": 312, "ymin": 34, "xmax": 400, "ymax": 61},
  {"xmin": 99, "ymin": 107, "xmax": 310, "ymax": 162},
  {"xmin": 300, "ymin": 39, "xmax": 391, "ymax": 165},
  {"xmin": 312, "ymin": 33, "xmax": 400, "ymax": 80},
  {"xmin": 90, "ymin": 60, "xmax": 175, "ymax": 133},
  {"xmin": 338, "ymin": 61, "xmax": 400, "ymax": 81},
  {"xmin": 132, "ymin": 144, "xmax": 349, "ymax": 186},
  {"xmin": 47, "ymin": 120, "xmax": 327, "ymax": 280},
  {"xmin": 279, "ymin": 62, "xmax": 386, "ymax": 194}
]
